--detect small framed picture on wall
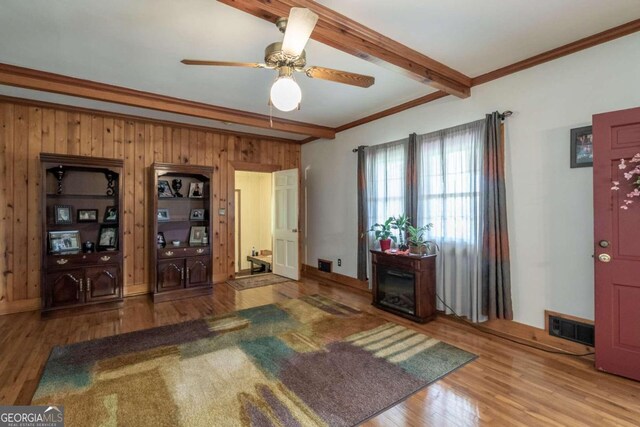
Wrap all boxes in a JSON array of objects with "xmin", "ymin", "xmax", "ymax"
[
  {"xmin": 77, "ymin": 209, "xmax": 98, "ymax": 223},
  {"xmin": 104, "ymin": 206, "xmax": 118, "ymax": 223},
  {"xmin": 570, "ymin": 125, "xmax": 593, "ymax": 168},
  {"xmin": 188, "ymin": 182, "xmax": 204, "ymax": 198},
  {"xmin": 54, "ymin": 205, "xmax": 73, "ymax": 225}
]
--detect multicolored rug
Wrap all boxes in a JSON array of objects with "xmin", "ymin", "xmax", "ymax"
[
  {"xmin": 32, "ymin": 295, "xmax": 476, "ymax": 426},
  {"xmin": 226, "ymin": 273, "xmax": 291, "ymax": 290}
]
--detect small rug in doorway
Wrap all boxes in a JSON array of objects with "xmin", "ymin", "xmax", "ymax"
[
  {"xmin": 32, "ymin": 294, "xmax": 477, "ymax": 427},
  {"xmin": 226, "ymin": 273, "xmax": 291, "ymax": 290}
]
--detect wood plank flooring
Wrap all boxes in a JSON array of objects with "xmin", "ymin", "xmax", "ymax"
[{"xmin": 1, "ymin": 278, "xmax": 639, "ymax": 426}]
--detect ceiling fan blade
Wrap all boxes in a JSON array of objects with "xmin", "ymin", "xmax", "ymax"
[
  {"xmin": 181, "ymin": 60, "xmax": 267, "ymax": 68},
  {"xmin": 281, "ymin": 8, "xmax": 318, "ymax": 57},
  {"xmin": 305, "ymin": 66, "xmax": 375, "ymax": 88}
]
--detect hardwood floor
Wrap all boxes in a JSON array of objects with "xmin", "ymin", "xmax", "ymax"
[{"xmin": 1, "ymin": 278, "xmax": 639, "ymax": 426}]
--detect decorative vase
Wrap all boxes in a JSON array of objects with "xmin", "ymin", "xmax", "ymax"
[{"xmin": 379, "ymin": 239, "xmax": 392, "ymax": 252}]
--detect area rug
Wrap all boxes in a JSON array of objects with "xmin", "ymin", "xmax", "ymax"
[
  {"xmin": 32, "ymin": 295, "xmax": 476, "ymax": 426},
  {"xmin": 226, "ymin": 273, "xmax": 291, "ymax": 291}
]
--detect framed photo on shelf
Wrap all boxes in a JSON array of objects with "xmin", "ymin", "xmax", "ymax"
[
  {"xmin": 157, "ymin": 208, "xmax": 170, "ymax": 222},
  {"xmin": 188, "ymin": 182, "xmax": 204, "ymax": 198},
  {"xmin": 54, "ymin": 205, "xmax": 73, "ymax": 225},
  {"xmin": 190, "ymin": 208, "xmax": 205, "ymax": 220},
  {"xmin": 189, "ymin": 226, "xmax": 206, "ymax": 245},
  {"xmin": 570, "ymin": 125, "xmax": 593, "ymax": 168},
  {"xmin": 98, "ymin": 225, "xmax": 118, "ymax": 251},
  {"xmin": 48, "ymin": 230, "xmax": 81, "ymax": 254},
  {"xmin": 77, "ymin": 209, "xmax": 98, "ymax": 223},
  {"xmin": 157, "ymin": 232, "xmax": 166, "ymax": 248},
  {"xmin": 158, "ymin": 180, "xmax": 174, "ymax": 198},
  {"xmin": 104, "ymin": 206, "xmax": 118, "ymax": 223}
]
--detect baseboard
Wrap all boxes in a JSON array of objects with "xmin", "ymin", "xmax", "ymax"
[
  {"xmin": 0, "ymin": 298, "xmax": 40, "ymax": 315},
  {"xmin": 123, "ymin": 283, "xmax": 151, "ymax": 297},
  {"xmin": 301, "ymin": 264, "xmax": 370, "ymax": 293},
  {"xmin": 439, "ymin": 314, "xmax": 595, "ymax": 358}
]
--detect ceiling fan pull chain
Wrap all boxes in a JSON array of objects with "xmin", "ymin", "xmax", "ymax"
[{"xmin": 269, "ymin": 102, "xmax": 273, "ymax": 128}]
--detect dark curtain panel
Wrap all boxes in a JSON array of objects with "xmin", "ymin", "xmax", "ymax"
[
  {"xmin": 356, "ymin": 145, "xmax": 368, "ymax": 281},
  {"xmin": 481, "ymin": 112, "xmax": 513, "ymax": 320},
  {"xmin": 406, "ymin": 133, "xmax": 418, "ymax": 227}
]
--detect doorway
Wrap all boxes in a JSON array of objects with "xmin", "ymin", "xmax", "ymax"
[{"xmin": 234, "ymin": 171, "xmax": 273, "ymax": 278}]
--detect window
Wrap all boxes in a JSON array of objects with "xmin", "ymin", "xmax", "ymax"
[
  {"xmin": 364, "ymin": 138, "xmax": 408, "ymax": 235},
  {"xmin": 416, "ymin": 122, "xmax": 484, "ymax": 244}
]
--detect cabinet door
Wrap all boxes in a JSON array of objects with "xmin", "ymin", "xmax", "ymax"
[
  {"xmin": 85, "ymin": 265, "xmax": 121, "ymax": 303},
  {"xmin": 186, "ymin": 257, "xmax": 210, "ymax": 287},
  {"xmin": 46, "ymin": 269, "xmax": 84, "ymax": 308},
  {"xmin": 157, "ymin": 259, "xmax": 184, "ymax": 292}
]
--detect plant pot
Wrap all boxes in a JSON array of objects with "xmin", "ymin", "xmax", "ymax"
[
  {"xmin": 409, "ymin": 244, "xmax": 426, "ymax": 255},
  {"xmin": 379, "ymin": 239, "xmax": 392, "ymax": 252}
]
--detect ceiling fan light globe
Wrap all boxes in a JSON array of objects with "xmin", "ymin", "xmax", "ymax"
[{"xmin": 270, "ymin": 77, "xmax": 301, "ymax": 112}]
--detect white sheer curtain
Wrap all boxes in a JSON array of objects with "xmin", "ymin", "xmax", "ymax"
[
  {"xmin": 416, "ymin": 120, "xmax": 486, "ymax": 322},
  {"xmin": 365, "ymin": 139, "xmax": 408, "ymax": 236}
]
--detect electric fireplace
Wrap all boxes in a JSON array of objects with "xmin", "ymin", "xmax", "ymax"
[{"xmin": 371, "ymin": 250, "xmax": 436, "ymax": 323}]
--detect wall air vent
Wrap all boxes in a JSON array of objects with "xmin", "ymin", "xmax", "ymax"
[
  {"xmin": 548, "ymin": 315, "xmax": 595, "ymax": 347},
  {"xmin": 318, "ymin": 259, "xmax": 333, "ymax": 273}
]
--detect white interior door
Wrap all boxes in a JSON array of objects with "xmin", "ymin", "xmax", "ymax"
[{"xmin": 272, "ymin": 168, "xmax": 299, "ymax": 280}]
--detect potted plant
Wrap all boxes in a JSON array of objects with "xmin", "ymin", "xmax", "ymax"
[
  {"xmin": 391, "ymin": 214, "xmax": 411, "ymax": 251},
  {"xmin": 407, "ymin": 223, "xmax": 437, "ymax": 255},
  {"xmin": 366, "ymin": 217, "xmax": 396, "ymax": 251}
]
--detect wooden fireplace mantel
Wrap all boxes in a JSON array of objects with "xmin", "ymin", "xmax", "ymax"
[{"xmin": 370, "ymin": 250, "xmax": 437, "ymax": 323}]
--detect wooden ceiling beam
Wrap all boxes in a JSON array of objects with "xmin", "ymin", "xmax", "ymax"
[
  {"xmin": 216, "ymin": 0, "xmax": 472, "ymax": 98},
  {"xmin": 0, "ymin": 63, "xmax": 335, "ymax": 139}
]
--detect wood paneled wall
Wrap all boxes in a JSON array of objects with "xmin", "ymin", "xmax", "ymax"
[{"xmin": 0, "ymin": 100, "xmax": 300, "ymax": 315}]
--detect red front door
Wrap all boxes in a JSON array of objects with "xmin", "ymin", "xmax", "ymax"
[{"xmin": 593, "ymin": 106, "xmax": 640, "ymax": 381}]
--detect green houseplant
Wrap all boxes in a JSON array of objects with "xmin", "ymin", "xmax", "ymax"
[
  {"xmin": 366, "ymin": 216, "xmax": 396, "ymax": 251},
  {"xmin": 407, "ymin": 223, "xmax": 437, "ymax": 255},
  {"xmin": 391, "ymin": 214, "xmax": 411, "ymax": 251}
]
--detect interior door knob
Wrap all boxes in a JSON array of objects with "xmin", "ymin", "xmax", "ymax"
[
  {"xmin": 292, "ymin": 229, "xmax": 298, "ymax": 232},
  {"xmin": 598, "ymin": 254, "xmax": 612, "ymax": 263}
]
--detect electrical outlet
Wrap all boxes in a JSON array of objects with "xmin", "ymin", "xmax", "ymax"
[{"xmin": 337, "ymin": 259, "xmax": 342, "ymax": 267}]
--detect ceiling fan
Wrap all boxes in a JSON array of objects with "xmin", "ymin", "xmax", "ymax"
[{"xmin": 181, "ymin": 7, "xmax": 375, "ymax": 112}]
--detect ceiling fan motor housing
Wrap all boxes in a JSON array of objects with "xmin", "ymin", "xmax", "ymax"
[{"xmin": 265, "ymin": 42, "xmax": 306, "ymax": 71}]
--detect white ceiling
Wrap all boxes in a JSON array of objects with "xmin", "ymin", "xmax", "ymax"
[{"xmin": 1, "ymin": 0, "xmax": 638, "ymax": 139}]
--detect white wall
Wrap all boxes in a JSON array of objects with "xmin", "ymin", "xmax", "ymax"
[
  {"xmin": 302, "ymin": 33, "xmax": 640, "ymax": 329},
  {"xmin": 235, "ymin": 171, "xmax": 272, "ymax": 271}
]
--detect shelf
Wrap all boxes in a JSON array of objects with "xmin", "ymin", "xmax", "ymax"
[
  {"xmin": 46, "ymin": 194, "xmax": 116, "ymax": 200},
  {"xmin": 157, "ymin": 220, "xmax": 208, "ymax": 224},
  {"xmin": 158, "ymin": 197, "xmax": 209, "ymax": 202}
]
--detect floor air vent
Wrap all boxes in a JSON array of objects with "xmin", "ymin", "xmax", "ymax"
[
  {"xmin": 318, "ymin": 259, "xmax": 332, "ymax": 273},
  {"xmin": 548, "ymin": 315, "xmax": 594, "ymax": 346}
]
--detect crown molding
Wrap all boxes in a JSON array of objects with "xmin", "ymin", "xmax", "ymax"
[
  {"xmin": 472, "ymin": 18, "xmax": 640, "ymax": 86},
  {"xmin": 0, "ymin": 94, "xmax": 304, "ymax": 144},
  {"xmin": 0, "ymin": 63, "xmax": 335, "ymax": 139}
]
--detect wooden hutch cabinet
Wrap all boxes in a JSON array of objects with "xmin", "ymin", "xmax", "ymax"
[
  {"xmin": 370, "ymin": 250, "xmax": 436, "ymax": 323},
  {"xmin": 40, "ymin": 154, "xmax": 124, "ymax": 313},
  {"xmin": 149, "ymin": 163, "xmax": 214, "ymax": 302}
]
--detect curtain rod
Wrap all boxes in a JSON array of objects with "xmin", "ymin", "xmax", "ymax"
[{"xmin": 352, "ymin": 111, "xmax": 512, "ymax": 152}]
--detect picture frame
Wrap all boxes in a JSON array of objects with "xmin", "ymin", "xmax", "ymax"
[
  {"xmin": 77, "ymin": 209, "xmax": 98, "ymax": 223},
  {"xmin": 570, "ymin": 125, "xmax": 593, "ymax": 168},
  {"xmin": 158, "ymin": 180, "xmax": 174, "ymax": 198},
  {"xmin": 188, "ymin": 182, "xmax": 204, "ymax": 198},
  {"xmin": 157, "ymin": 232, "xmax": 166, "ymax": 248},
  {"xmin": 103, "ymin": 206, "xmax": 118, "ymax": 223},
  {"xmin": 54, "ymin": 205, "xmax": 73, "ymax": 225},
  {"xmin": 98, "ymin": 225, "xmax": 118, "ymax": 251},
  {"xmin": 157, "ymin": 208, "xmax": 170, "ymax": 222},
  {"xmin": 48, "ymin": 230, "xmax": 81, "ymax": 254},
  {"xmin": 190, "ymin": 208, "xmax": 205, "ymax": 220},
  {"xmin": 189, "ymin": 226, "xmax": 206, "ymax": 245}
]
